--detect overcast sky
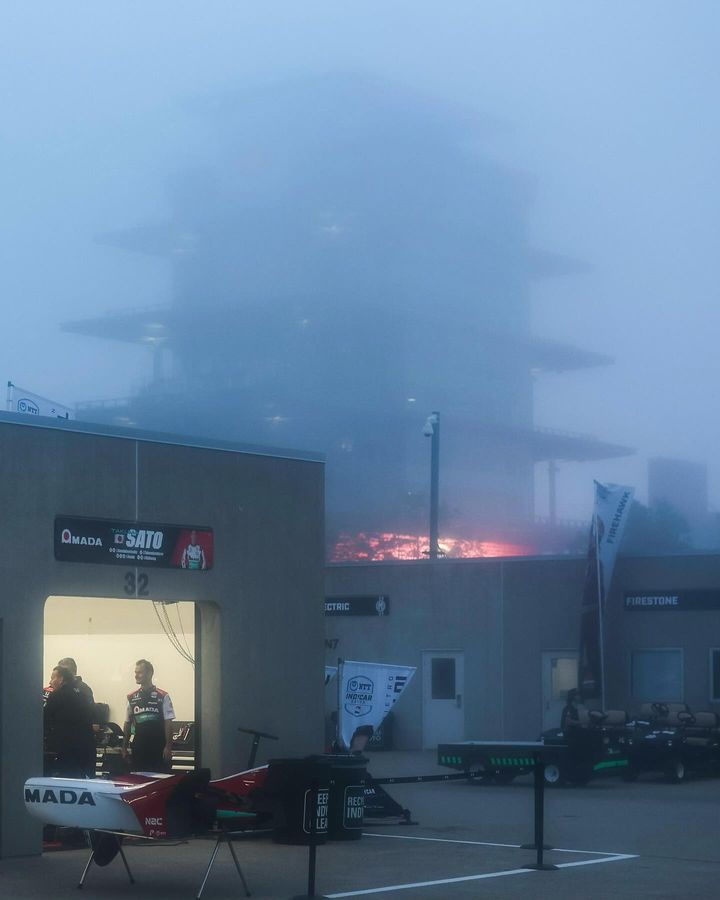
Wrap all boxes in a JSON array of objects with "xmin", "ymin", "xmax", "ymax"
[{"xmin": 1, "ymin": 2, "xmax": 718, "ymax": 521}]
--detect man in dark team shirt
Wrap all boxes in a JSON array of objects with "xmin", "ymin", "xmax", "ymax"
[
  {"xmin": 122, "ymin": 659, "xmax": 176, "ymax": 772},
  {"xmin": 44, "ymin": 665, "xmax": 96, "ymax": 777},
  {"xmin": 58, "ymin": 657, "xmax": 94, "ymax": 705},
  {"xmin": 43, "ymin": 657, "xmax": 94, "ymax": 707}
]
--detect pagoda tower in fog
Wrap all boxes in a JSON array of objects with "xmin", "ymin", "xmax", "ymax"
[{"xmin": 65, "ymin": 76, "xmax": 631, "ymax": 558}]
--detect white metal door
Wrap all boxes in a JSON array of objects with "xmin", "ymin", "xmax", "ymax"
[
  {"xmin": 542, "ymin": 651, "xmax": 578, "ymax": 731},
  {"xmin": 422, "ymin": 650, "xmax": 464, "ymax": 748}
]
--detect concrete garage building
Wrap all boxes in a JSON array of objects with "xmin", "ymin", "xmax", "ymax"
[
  {"xmin": 0, "ymin": 411, "xmax": 324, "ymax": 858},
  {"xmin": 325, "ymin": 554, "xmax": 720, "ymax": 748}
]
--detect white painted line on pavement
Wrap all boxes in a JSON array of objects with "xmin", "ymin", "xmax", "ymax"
[
  {"xmin": 363, "ymin": 833, "xmax": 521, "ymax": 849},
  {"xmin": 557, "ymin": 853, "xmax": 638, "ymax": 868},
  {"xmin": 326, "ymin": 836, "xmax": 639, "ymax": 898},
  {"xmin": 326, "ymin": 867, "xmax": 535, "ymax": 897},
  {"xmin": 363, "ymin": 831, "xmax": 633, "ymax": 856}
]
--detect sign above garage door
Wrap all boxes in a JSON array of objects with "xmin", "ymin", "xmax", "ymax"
[
  {"xmin": 624, "ymin": 590, "xmax": 720, "ymax": 611},
  {"xmin": 54, "ymin": 515, "xmax": 213, "ymax": 569}
]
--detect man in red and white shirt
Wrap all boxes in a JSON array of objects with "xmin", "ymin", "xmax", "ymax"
[{"xmin": 122, "ymin": 659, "xmax": 176, "ymax": 772}]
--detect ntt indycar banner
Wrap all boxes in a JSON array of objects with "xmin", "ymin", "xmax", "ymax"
[
  {"xmin": 339, "ymin": 660, "xmax": 415, "ymax": 748},
  {"xmin": 7, "ymin": 382, "xmax": 74, "ymax": 419},
  {"xmin": 54, "ymin": 516, "xmax": 213, "ymax": 569}
]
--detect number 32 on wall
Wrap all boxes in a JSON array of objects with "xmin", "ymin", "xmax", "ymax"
[{"xmin": 125, "ymin": 572, "xmax": 149, "ymax": 596}]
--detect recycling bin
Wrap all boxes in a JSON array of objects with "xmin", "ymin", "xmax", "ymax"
[
  {"xmin": 264, "ymin": 756, "xmax": 331, "ymax": 845},
  {"xmin": 325, "ymin": 754, "xmax": 368, "ymax": 841}
]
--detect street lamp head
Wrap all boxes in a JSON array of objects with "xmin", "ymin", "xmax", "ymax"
[{"xmin": 423, "ymin": 412, "xmax": 439, "ymax": 437}]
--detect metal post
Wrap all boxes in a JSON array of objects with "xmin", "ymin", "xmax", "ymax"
[
  {"xmin": 307, "ymin": 782, "xmax": 318, "ymax": 897},
  {"xmin": 429, "ymin": 412, "xmax": 440, "ymax": 560},
  {"xmin": 336, "ymin": 657, "xmax": 343, "ymax": 751},
  {"xmin": 548, "ymin": 459, "xmax": 558, "ymax": 525},
  {"xmin": 522, "ymin": 753, "xmax": 557, "ymax": 871},
  {"xmin": 291, "ymin": 779, "xmax": 329, "ymax": 900},
  {"xmin": 594, "ymin": 513, "xmax": 606, "ymax": 711}
]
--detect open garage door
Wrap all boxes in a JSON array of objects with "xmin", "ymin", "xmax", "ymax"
[{"xmin": 44, "ymin": 596, "xmax": 196, "ymax": 775}]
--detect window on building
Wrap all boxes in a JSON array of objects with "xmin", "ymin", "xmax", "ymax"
[
  {"xmin": 431, "ymin": 658, "xmax": 456, "ymax": 700},
  {"xmin": 551, "ymin": 657, "xmax": 578, "ymax": 701},
  {"xmin": 710, "ymin": 650, "xmax": 720, "ymax": 702},
  {"xmin": 631, "ymin": 649, "xmax": 683, "ymax": 701}
]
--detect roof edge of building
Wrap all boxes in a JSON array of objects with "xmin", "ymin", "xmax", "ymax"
[{"xmin": 0, "ymin": 410, "xmax": 325, "ymax": 464}]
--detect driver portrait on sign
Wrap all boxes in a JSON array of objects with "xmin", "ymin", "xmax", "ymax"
[{"xmin": 181, "ymin": 530, "xmax": 207, "ymax": 570}]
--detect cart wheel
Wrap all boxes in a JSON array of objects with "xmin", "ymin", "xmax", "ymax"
[
  {"xmin": 665, "ymin": 759, "xmax": 686, "ymax": 783},
  {"xmin": 543, "ymin": 763, "xmax": 563, "ymax": 786}
]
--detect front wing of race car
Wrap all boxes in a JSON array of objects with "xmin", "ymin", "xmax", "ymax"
[
  {"xmin": 24, "ymin": 765, "xmax": 272, "ymax": 840},
  {"xmin": 25, "ymin": 775, "xmax": 157, "ymax": 835}
]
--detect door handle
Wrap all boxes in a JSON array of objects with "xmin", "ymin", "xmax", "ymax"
[{"xmin": 456, "ymin": 693, "xmax": 462, "ymax": 709}]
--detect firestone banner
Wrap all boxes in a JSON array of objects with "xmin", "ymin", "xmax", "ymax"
[
  {"xmin": 339, "ymin": 660, "xmax": 415, "ymax": 748},
  {"xmin": 578, "ymin": 481, "xmax": 634, "ymax": 698},
  {"xmin": 54, "ymin": 516, "xmax": 213, "ymax": 569}
]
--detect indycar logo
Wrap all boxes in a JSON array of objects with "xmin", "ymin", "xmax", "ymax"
[
  {"xmin": 17, "ymin": 398, "xmax": 39, "ymax": 415},
  {"xmin": 25, "ymin": 788, "xmax": 96, "ymax": 806},
  {"xmin": 344, "ymin": 676, "xmax": 374, "ymax": 717}
]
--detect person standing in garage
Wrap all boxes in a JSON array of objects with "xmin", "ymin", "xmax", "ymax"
[
  {"xmin": 57, "ymin": 657, "xmax": 94, "ymax": 705},
  {"xmin": 43, "ymin": 665, "xmax": 96, "ymax": 777},
  {"xmin": 122, "ymin": 659, "xmax": 176, "ymax": 772}
]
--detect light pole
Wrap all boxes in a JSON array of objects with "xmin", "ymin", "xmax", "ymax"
[{"xmin": 423, "ymin": 412, "xmax": 440, "ymax": 559}]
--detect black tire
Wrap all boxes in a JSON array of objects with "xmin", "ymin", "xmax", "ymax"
[
  {"xmin": 89, "ymin": 831, "xmax": 122, "ymax": 867},
  {"xmin": 665, "ymin": 759, "xmax": 686, "ymax": 783},
  {"xmin": 543, "ymin": 763, "xmax": 564, "ymax": 786}
]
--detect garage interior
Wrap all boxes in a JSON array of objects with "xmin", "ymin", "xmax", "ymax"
[{"xmin": 44, "ymin": 595, "xmax": 197, "ymax": 768}]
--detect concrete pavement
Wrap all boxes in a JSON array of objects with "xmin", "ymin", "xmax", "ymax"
[{"xmin": 2, "ymin": 750, "xmax": 718, "ymax": 899}]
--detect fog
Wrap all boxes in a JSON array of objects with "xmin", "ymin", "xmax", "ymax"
[{"xmin": 2, "ymin": 2, "xmax": 719, "ymax": 548}]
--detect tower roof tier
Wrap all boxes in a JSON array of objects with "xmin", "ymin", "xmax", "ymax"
[{"xmin": 62, "ymin": 307, "xmax": 610, "ymax": 373}]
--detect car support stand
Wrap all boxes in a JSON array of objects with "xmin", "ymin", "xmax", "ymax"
[
  {"xmin": 76, "ymin": 830, "xmax": 251, "ymax": 897},
  {"xmin": 78, "ymin": 835, "xmax": 135, "ymax": 889},
  {"xmin": 197, "ymin": 831, "xmax": 251, "ymax": 900}
]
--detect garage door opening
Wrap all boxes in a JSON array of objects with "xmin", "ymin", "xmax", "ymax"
[{"xmin": 44, "ymin": 595, "xmax": 197, "ymax": 775}]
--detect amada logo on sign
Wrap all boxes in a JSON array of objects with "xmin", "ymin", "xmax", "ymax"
[
  {"xmin": 344, "ymin": 676, "xmax": 374, "ymax": 717},
  {"xmin": 61, "ymin": 529, "xmax": 103, "ymax": 547}
]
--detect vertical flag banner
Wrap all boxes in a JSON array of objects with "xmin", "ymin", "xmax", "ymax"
[
  {"xmin": 7, "ymin": 382, "xmax": 74, "ymax": 419},
  {"xmin": 578, "ymin": 481, "xmax": 634, "ymax": 701},
  {"xmin": 339, "ymin": 660, "xmax": 416, "ymax": 748}
]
